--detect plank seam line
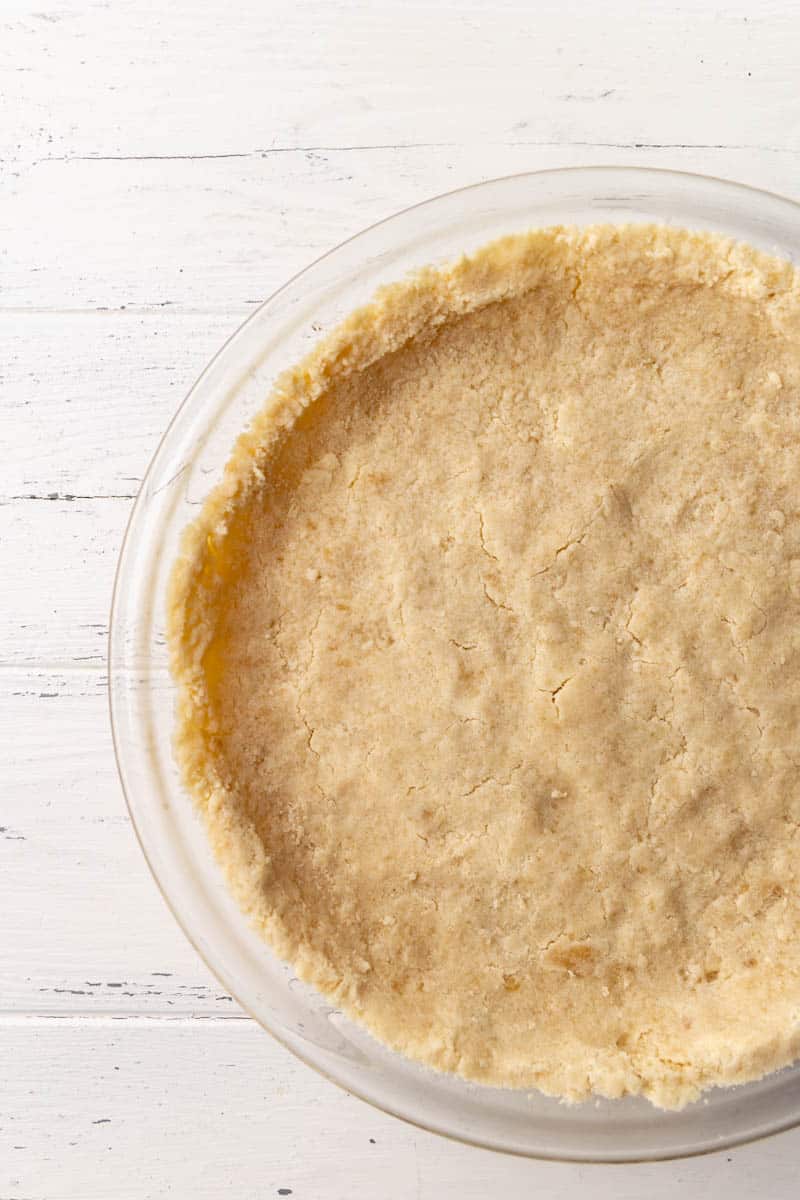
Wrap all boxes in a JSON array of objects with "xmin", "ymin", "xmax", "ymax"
[
  {"xmin": 0, "ymin": 1012, "xmax": 253, "ymax": 1027},
  {"xmin": 25, "ymin": 140, "xmax": 800, "ymax": 165}
]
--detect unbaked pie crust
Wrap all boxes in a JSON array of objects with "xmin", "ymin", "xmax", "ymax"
[{"xmin": 169, "ymin": 225, "xmax": 800, "ymax": 1108}]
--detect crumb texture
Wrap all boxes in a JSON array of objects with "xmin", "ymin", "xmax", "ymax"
[{"xmin": 169, "ymin": 225, "xmax": 800, "ymax": 1109}]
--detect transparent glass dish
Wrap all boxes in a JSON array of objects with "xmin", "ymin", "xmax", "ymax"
[{"xmin": 110, "ymin": 166, "xmax": 800, "ymax": 1162}]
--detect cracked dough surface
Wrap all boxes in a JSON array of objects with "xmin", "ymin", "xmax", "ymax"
[{"xmin": 169, "ymin": 225, "xmax": 800, "ymax": 1108}]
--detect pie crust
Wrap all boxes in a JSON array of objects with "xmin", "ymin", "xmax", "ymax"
[{"xmin": 169, "ymin": 225, "xmax": 800, "ymax": 1108}]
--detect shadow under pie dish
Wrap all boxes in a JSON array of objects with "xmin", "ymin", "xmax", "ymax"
[{"xmin": 166, "ymin": 222, "xmax": 800, "ymax": 1112}]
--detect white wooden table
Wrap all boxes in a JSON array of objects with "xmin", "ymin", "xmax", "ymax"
[{"xmin": 4, "ymin": 1, "xmax": 800, "ymax": 1194}]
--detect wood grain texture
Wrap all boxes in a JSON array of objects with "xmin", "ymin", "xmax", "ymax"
[
  {"xmin": 4, "ymin": 0, "xmax": 798, "ymax": 164},
  {"xmin": 5, "ymin": 145, "xmax": 800, "ymax": 313},
  {"xmin": 4, "ymin": 311, "xmax": 243, "ymax": 497},
  {"xmin": 2, "ymin": 669, "xmax": 236, "ymax": 1016},
  {"xmin": 6, "ymin": 0, "xmax": 800, "ymax": 1193},
  {"xmin": 3, "ymin": 1022, "xmax": 800, "ymax": 1200},
  {"xmin": 3, "ymin": 499, "xmax": 128, "ymax": 665}
]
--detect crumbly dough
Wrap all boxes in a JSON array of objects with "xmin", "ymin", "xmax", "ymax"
[{"xmin": 169, "ymin": 225, "xmax": 800, "ymax": 1109}]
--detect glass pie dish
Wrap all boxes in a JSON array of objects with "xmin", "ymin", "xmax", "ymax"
[{"xmin": 109, "ymin": 165, "xmax": 800, "ymax": 1161}]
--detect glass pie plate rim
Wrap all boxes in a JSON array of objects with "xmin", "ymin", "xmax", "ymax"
[{"xmin": 109, "ymin": 165, "xmax": 800, "ymax": 1163}]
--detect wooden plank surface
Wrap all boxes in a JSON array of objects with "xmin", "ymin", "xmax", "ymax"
[
  {"xmin": 2, "ymin": 669, "xmax": 234, "ymax": 1016},
  {"xmin": 3, "ymin": 1021, "xmax": 800, "ymax": 1200},
  {"xmin": 3, "ymin": 499, "xmax": 129, "ymax": 665},
  {"xmin": 4, "ymin": 0, "xmax": 798, "ymax": 164},
  {"xmin": 5, "ymin": 0, "xmax": 800, "ymax": 1194},
  {"xmin": 5, "ymin": 145, "xmax": 800, "ymax": 313}
]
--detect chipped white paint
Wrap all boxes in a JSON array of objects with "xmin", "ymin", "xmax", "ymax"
[{"xmin": 4, "ymin": 0, "xmax": 800, "ymax": 1194}]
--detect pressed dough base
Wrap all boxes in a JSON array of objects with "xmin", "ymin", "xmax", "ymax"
[{"xmin": 169, "ymin": 225, "xmax": 800, "ymax": 1109}]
